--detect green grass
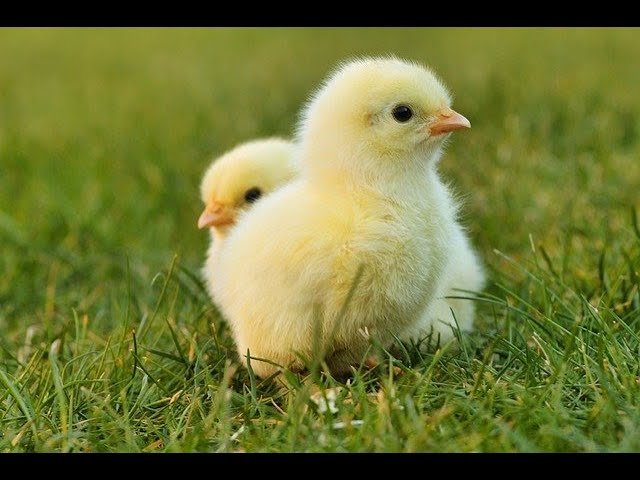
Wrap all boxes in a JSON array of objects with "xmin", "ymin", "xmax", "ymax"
[{"xmin": 1, "ymin": 27, "xmax": 640, "ymax": 452}]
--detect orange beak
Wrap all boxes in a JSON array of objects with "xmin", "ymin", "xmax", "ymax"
[
  {"xmin": 429, "ymin": 108, "xmax": 471, "ymax": 136},
  {"xmin": 198, "ymin": 202, "xmax": 235, "ymax": 229}
]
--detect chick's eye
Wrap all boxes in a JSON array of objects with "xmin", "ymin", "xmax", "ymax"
[
  {"xmin": 244, "ymin": 187, "xmax": 262, "ymax": 203},
  {"xmin": 392, "ymin": 105, "xmax": 413, "ymax": 123}
]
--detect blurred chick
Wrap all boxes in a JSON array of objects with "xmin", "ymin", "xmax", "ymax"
[
  {"xmin": 213, "ymin": 57, "xmax": 480, "ymax": 378},
  {"xmin": 198, "ymin": 138, "xmax": 297, "ymax": 302}
]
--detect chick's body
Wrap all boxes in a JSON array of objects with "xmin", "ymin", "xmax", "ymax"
[
  {"xmin": 215, "ymin": 173, "xmax": 457, "ymax": 376},
  {"xmin": 213, "ymin": 57, "xmax": 480, "ymax": 378},
  {"xmin": 198, "ymin": 138, "xmax": 297, "ymax": 304}
]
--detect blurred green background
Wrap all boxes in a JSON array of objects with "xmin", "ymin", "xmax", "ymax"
[
  {"xmin": 1, "ymin": 28, "xmax": 639, "ymax": 452},
  {"xmin": 2, "ymin": 28, "xmax": 639, "ymax": 330}
]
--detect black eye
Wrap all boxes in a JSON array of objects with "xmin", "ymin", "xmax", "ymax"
[
  {"xmin": 392, "ymin": 105, "xmax": 413, "ymax": 123},
  {"xmin": 244, "ymin": 187, "xmax": 262, "ymax": 204}
]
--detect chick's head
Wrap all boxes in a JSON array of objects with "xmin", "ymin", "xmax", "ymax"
[
  {"xmin": 198, "ymin": 138, "xmax": 297, "ymax": 232},
  {"xmin": 299, "ymin": 57, "xmax": 470, "ymax": 171}
]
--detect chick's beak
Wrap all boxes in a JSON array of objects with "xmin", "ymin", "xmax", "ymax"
[
  {"xmin": 198, "ymin": 202, "xmax": 235, "ymax": 229},
  {"xmin": 429, "ymin": 108, "xmax": 471, "ymax": 136}
]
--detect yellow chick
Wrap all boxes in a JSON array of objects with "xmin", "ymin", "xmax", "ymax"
[
  {"xmin": 198, "ymin": 138, "xmax": 297, "ymax": 302},
  {"xmin": 213, "ymin": 57, "xmax": 477, "ymax": 378}
]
